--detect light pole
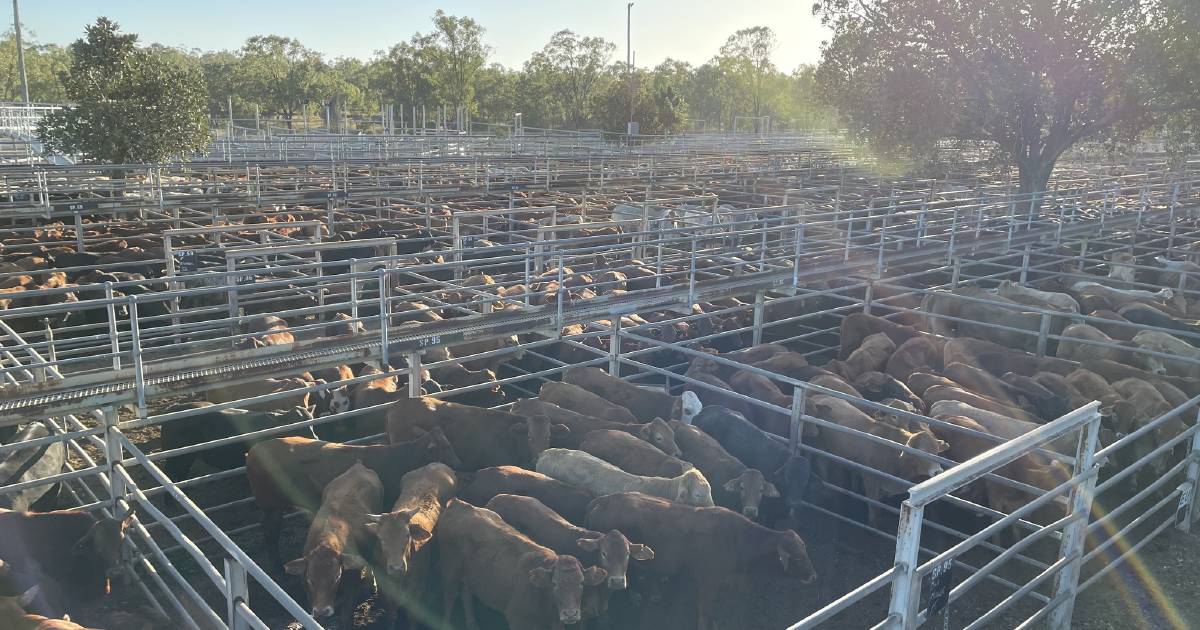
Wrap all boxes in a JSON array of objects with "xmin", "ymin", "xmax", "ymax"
[
  {"xmin": 628, "ymin": 1, "xmax": 638, "ymax": 132},
  {"xmin": 13, "ymin": 0, "xmax": 30, "ymax": 104}
]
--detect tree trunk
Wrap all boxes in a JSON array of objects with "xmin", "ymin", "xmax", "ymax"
[{"xmin": 1016, "ymin": 157, "xmax": 1056, "ymax": 217}]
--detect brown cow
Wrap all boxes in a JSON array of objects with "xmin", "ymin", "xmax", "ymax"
[
  {"xmin": 809, "ymin": 395, "xmax": 948, "ymax": 526},
  {"xmin": 564, "ymin": 367, "xmax": 677, "ymax": 422},
  {"xmin": 669, "ymin": 420, "xmax": 778, "ymax": 519},
  {"xmin": 461, "ymin": 466, "xmax": 595, "ymax": 524},
  {"xmin": 240, "ymin": 314, "xmax": 295, "ymax": 348},
  {"xmin": 905, "ymin": 372, "xmax": 958, "ymax": 397},
  {"xmin": 683, "ymin": 372, "xmax": 756, "ymax": 420},
  {"xmin": 827, "ymin": 332, "xmax": 895, "ymax": 381},
  {"xmin": 586, "ymin": 492, "xmax": 816, "ymax": 630},
  {"xmin": 886, "ymin": 336, "xmax": 943, "ymax": 382},
  {"xmin": 728, "ymin": 370, "xmax": 794, "ymax": 435},
  {"xmin": 580, "ymin": 430, "xmax": 693, "ymax": 477},
  {"xmin": 538, "ymin": 381, "xmax": 639, "ymax": 424},
  {"xmin": 387, "ymin": 397, "xmax": 563, "ymax": 469},
  {"xmin": 366, "ymin": 463, "xmax": 457, "ymax": 625},
  {"xmin": 485, "ymin": 494, "xmax": 653, "ymax": 619},
  {"xmin": 506, "ymin": 399, "xmax": 681, "ymax": 454},
  {"xmin": 943, "ymin": 337, "xmax": 1077, "ymax": 378},
  {"xmin": 945, "ymin": 362, "xmax": 1037, "ymax": 413},
  {"xmin": 1111, "ymin": 378, "xmax": 1190, "ymax": 476},
  {"xmin": 285, "ymin": 462, "xmax": 381, "ymax": 623},
  {"xmin": 808, "ymin": 373, "xmax": 862, "ymax": 399},
  {"xmin": 437, "ymin": 499, "xmax": 606, "ymax": 629},
  {"xmin": 922, "ymin": 385, "xmax": 1040, "ymax": 423},
  {"xmin": 838, "ymin": 313, "xmax": 923, "ymax": 360},
  {"xmin": 246, "ymin": 430, "xmax": 460, "ymax": 570}
]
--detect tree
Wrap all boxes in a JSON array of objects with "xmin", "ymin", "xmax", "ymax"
[
  {"xmin": 36, "ymin": 18, "xmax": 209, "ymax": 164},
  {"xmin": 524, "ymin": 30, "xmax": 615, "ymax": 128},
  {"xmin": 0, "ymin": 32, "xmax": 70, "ymax": 102},
  {"xmin": 238, "ymin": 35, "xmax": 330, "ymax": 128},
  {"xmin": 428, "ymin": 10, "xmax": 489, "ymax": 114},
  {"xmin": 593, "ymin": 61, "xmax": 689, "ymax": 135},
  {"xmin": 718, "ymin": 27, "xmax": 777, "ymax": 122},
  {"xmin": 815, "ymin": 0, "xmax": 1200, "ymax": 199}
]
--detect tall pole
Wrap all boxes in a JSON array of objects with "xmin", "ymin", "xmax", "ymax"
[
  {"xmin": 13, "ymin": 0, "xmax": 30, "ymax": 104},
  {"xmin": 628, "ymin": 2, "xmax": 638, "ymax": 132}
]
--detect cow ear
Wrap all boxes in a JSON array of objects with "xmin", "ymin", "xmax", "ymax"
[
  {"xmin": 410, "ymin": 523, "xmax": 433, "ymax": 544},
  {"xmin": 763, "ymin": 482, "xmax": 781, "ymax": 498},
  {"xmin": 576, "ymin": 537, "xmax": 601, "ymax": 552},
  {"xmin": 723, "ymin": 478, "xmax": 743, "ymax": 492},
  {"xmin": 583, "ymin": 566, "xmax": 608, "ymax": 586},
  {"xmin": 283, "ymin": 558, "xmax": 307, "ymax": 575},
  {"xmin": 528, "ymin": 566, "xmax": 553, "ymax": 587},
  {"xmin": 937, "ymin": 440, "xmax": 950, "ymax": 453},
  {"xmin": 550, "ymin": 423, "xmax": 570, "ymax": 438},
  {"xmin": 630, "ymin": 544, "xmax": 655, "ymax": 561}
]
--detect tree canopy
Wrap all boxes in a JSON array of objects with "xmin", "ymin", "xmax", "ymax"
[
  {"xmin": 36, "ymin": 18, "xmax": 210, "ymax": 164},
  {"xmin": 815, "ymin": 0, "xmax": 1200, "ymax": 195}
]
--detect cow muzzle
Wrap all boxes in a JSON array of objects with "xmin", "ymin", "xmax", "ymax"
[
  {"xmin": 608, "ymin": 576, "xmax": 627, "ymax": 590},
  {"xmin": 388, "ymin": 562, "xmax": 408, "ymax": 576},
  {"xmin": 560, "ymin": 608, "xmax": 582, "ymax": 624},
  {"xmin": 313, "ymin": 605, "xmax": 335, "ymax": 618}
]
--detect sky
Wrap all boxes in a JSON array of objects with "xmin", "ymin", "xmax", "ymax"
[{"xmin": 9, "ymin": 0, "xmax": 830, "ymax": 71}]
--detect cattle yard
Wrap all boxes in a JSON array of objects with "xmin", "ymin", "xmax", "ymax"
[{"xmin": 1, "ymin": 133, "xmax": 1199, "ymax": 630}]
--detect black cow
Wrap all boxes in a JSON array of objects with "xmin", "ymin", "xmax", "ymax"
[{"xmin": 159, "ymin": 402, "xmax": 316, "ymax": 481}]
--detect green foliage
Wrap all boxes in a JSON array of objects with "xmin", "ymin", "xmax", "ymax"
[
  {"xmin": 815, "ymin": 0, "xmax": 1200, "ymax": 192},
  {"xmin": 0, "ymin": 31, "xmax": 70, "ymax": 102},
  {"xmin": 28, "ymin": 13, "xmax": 841, "ymax": 140},
  {"xmin": 36, "ymin": 18, "xmax": 209, "ymax": 164}
]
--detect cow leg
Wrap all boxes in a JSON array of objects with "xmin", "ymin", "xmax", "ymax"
[
  {"xmin": 461, "ymin": 583, "xmax": 481, "ymax": 630},
  {"xmin": 261, "ymin": 509, "xmax": 284, "ymax": 572}
]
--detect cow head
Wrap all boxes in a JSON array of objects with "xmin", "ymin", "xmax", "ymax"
[
  {"xmin": 364, "ymin": 509, "xmax": 431, "ymax": 576},
  {"xmin": 418, "ymin": 427, "xmax": 463, "ymax": 469},
  {"xmin": 723, "ymin": 468, "xmax": 779, "ymax": 520},
  {"xmin": 673, "ymin": 469, "xmax": 715, "ymax": 507},
  {"xmin": 896, "ymin": 431, "xmax": 949, "ymax": 482},
  {"xmin": 577, "ymin": 529, "xmax": 653, "ymax": 590},
  {"xmin": 675, "ymin": 391, "xmax": 703, "ymax": 425},
  {"xmin": 313, "ymin": 384, "xmax": 352, "ymax": 417},
  {"xmin": 778, "ymin": 455, "xmax": 815, "ymax": 512},
  {"xmin": 72, "ymin": 505, "xmax": 136, "ymax": 578},
  {"xmin": 637, "ymin": 418, "xmax": 682, "ymax": 457},
  {"xmin": 528, "ymin": 555, "xmax": 606, "ymax": 625},
  {"xmin": 775, "ymin": 530, "xmax": 817, "ymax": 583},
  {"xmin": 284, "ymin": 543, "xmax": 367, "ymax": 619},
  {"xmin": 510, "ymin": 415, "xmax": 565, "ymax": 463}
]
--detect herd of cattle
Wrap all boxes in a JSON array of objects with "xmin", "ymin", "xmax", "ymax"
[{"xmin": 4, "ymin": 200, "xmax": 1200, "ymax": 628}]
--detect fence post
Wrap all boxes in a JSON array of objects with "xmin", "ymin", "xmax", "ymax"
[
  {"xmin": 1020, "ymin": 244, "xmax": 1031, "ymax": 284},
  {"xmin": 378, "ymin": 268, "xmax": 389, "ymax": 368},
  {"xmin": 609, "ymin": 317, "xmax": 622, "ymax": 377},
  {"xmin": 408, "ymin": 351, "xmax": 423, "ymax": 398},
  {"xmin": 788, "ymin": 387, "xmax": 807, "ymax": 455},
  {"xmin": 951, "ymin": 257, "xmax": 961, "ymax": 288},
  {"xmin": 885, "ymin": 500, "xmax": 926, "ymax": 629},
  {"xmin": 1036, "ymin": 313, "xmax": 1052, "ymax": 358},
  {"xmin": 128, "ymin": 296, "xmax": 146, "ymax": 418},
  {"xmin": 224, "ymin": 557, "xmax": 250, "ymax": 630},
  {"xmin": 102, "ymin": 406, "xmax": 126, "ymax": 507},
  {"xmin": 105, "ymin": 282, "xmax": 121, "ymax": 371},
  {"xmin": 1179, "ymin": 409, "xmax": 1200, "ymax": 531},
  {"xmin": 1047, "ymin": 408, "xmax": 1103, "ymax": 629},
  {"xmin": 752, "ymin": 290, "xmax": 766, "ymax": 347},
  {"xmin": 863, "ymin": 282, "xmax": 874, "ymax": 316}
]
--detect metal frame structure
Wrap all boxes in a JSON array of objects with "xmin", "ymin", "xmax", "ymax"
[{"xmin": 1, "ymin": 136, "xmax": 1199, "ymax": 629}]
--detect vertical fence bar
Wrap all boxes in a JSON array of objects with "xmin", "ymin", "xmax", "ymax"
[
  {"xmin": 102, "ymin": 406, "xmax": 126, "ymax": 505},
  {"xmin": 224, "ymin": 558, "xmax": 250, "ymax": 630},
  {"xmin": 129, "ymin": 296, "xmax": 146, "ymax": 418},
  {"xmin": 1047, "ymin": 409, "xmax": 1103, "ymax": 629},
  {"xmin": 609, "ymin": 317, "xmax": 621, "ymax": 377},
  {"xmin": 788, "ymin": 387, "xmax": 806, "ymax": 455},
  {"xmin": 886, "ymin": 501, "xmax": 926, "ymax": 629},
  {"xmin": 378, "ymin": 268, "xmax": 390, "ymax": 368},
  {"xmin": 1179, "ymin": 410, "xmax": 1200, "ymax": 531},
  {"xmin": 752, "ymin": 290, "xmax": 765, "ymax": 347},
  {"xmin": 105, "ymin": 282, "xmax": 122, "ymax": 371},
  {"xmin": 1036, "ymin": 312, "xmax": 1053, "ymax": 358}
]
